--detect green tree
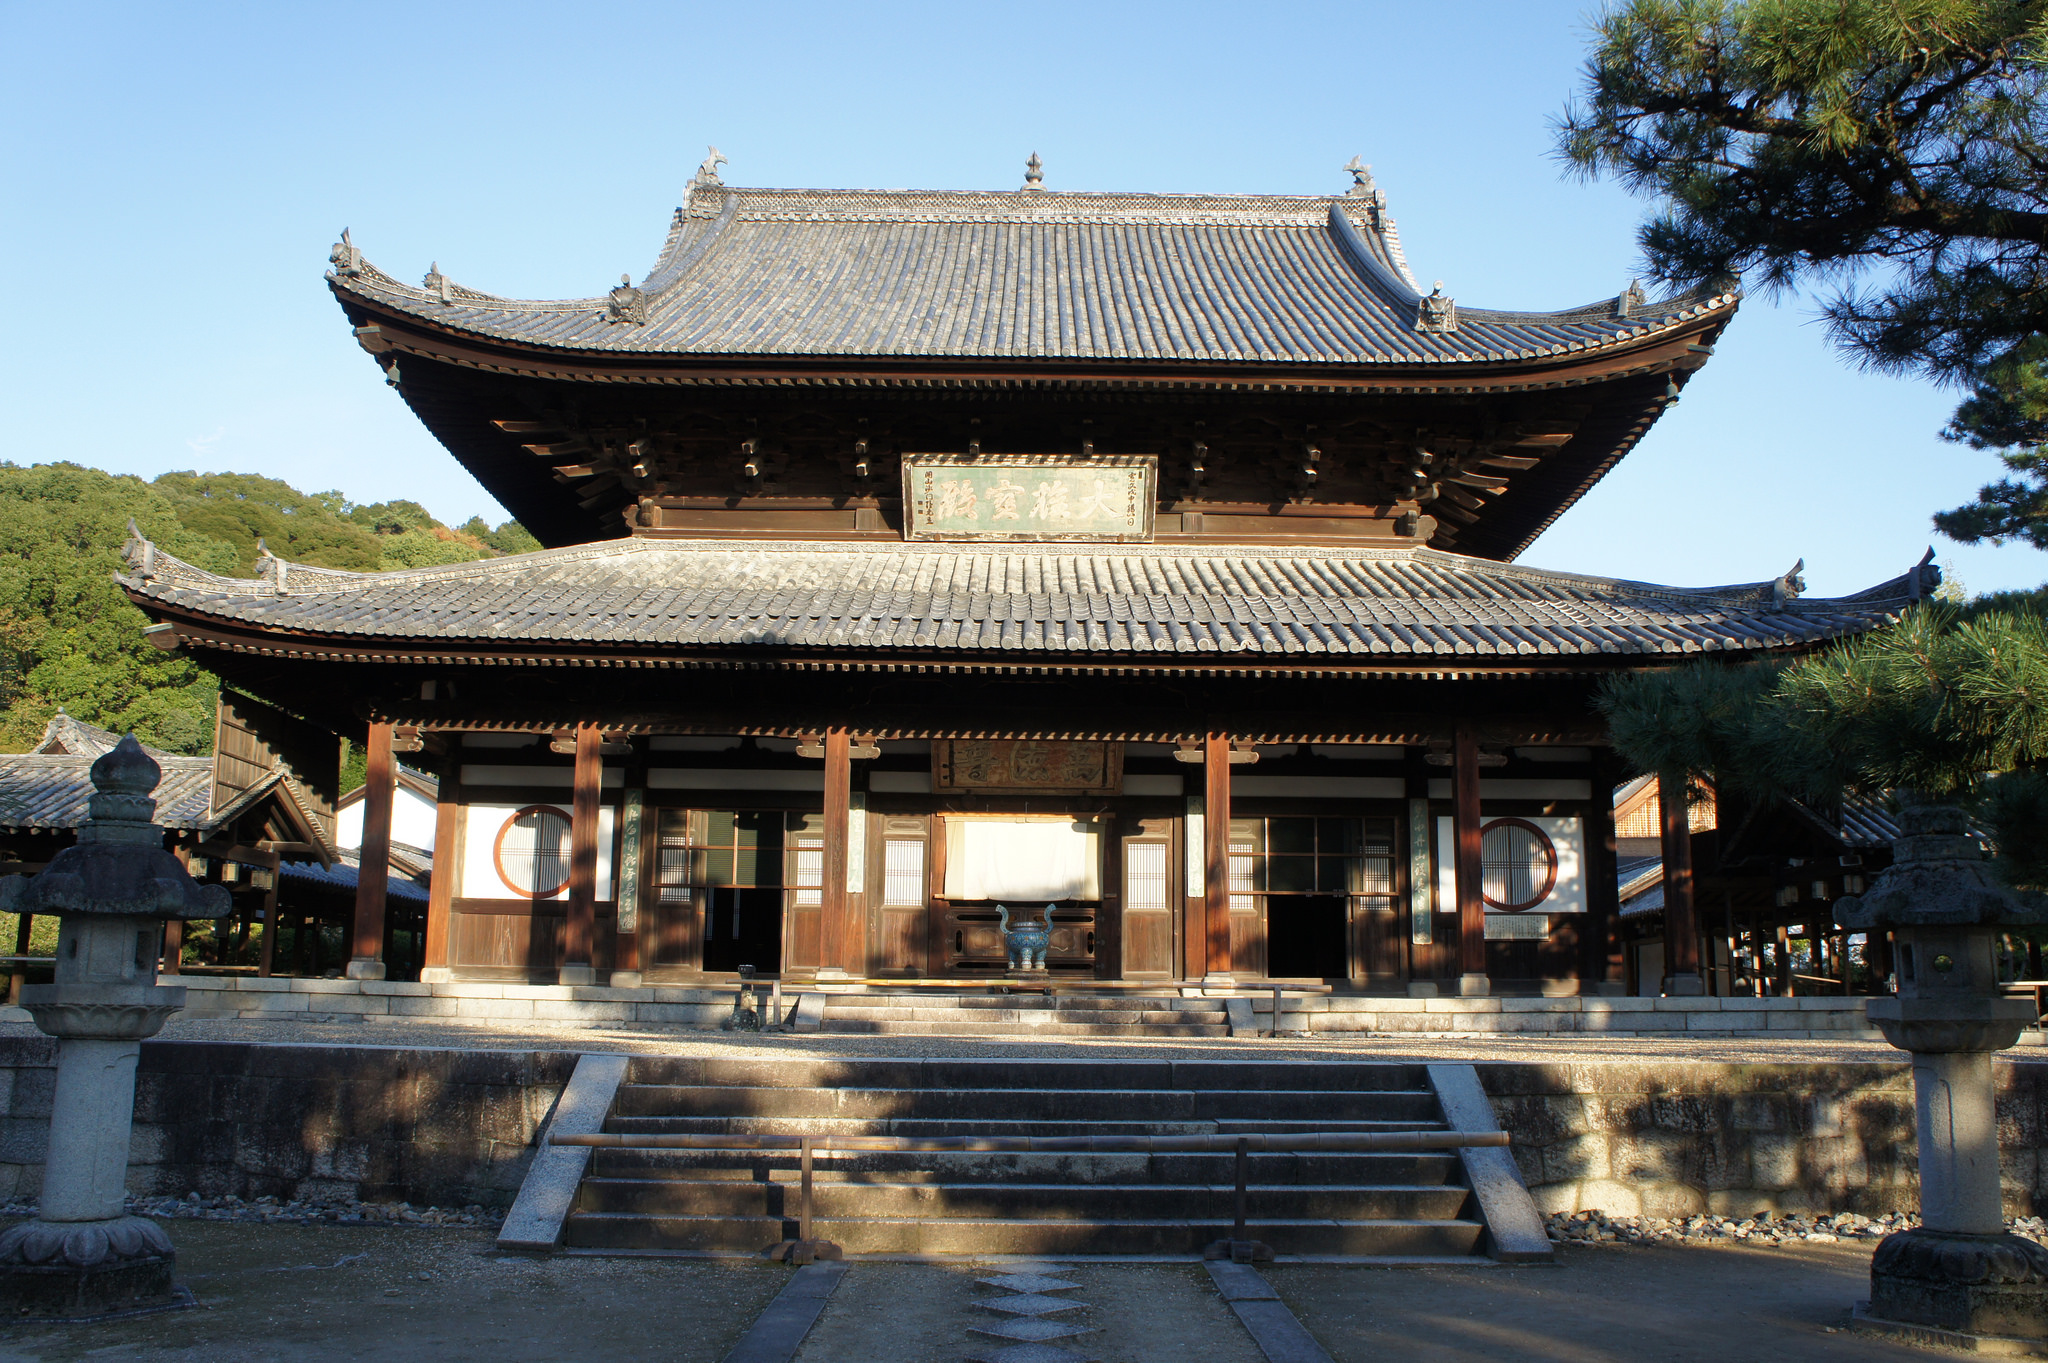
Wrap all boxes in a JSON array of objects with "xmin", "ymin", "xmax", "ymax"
[
  {"xmin": 1598, "ymin": 599, "xmax": 2048, "ymax": 886},
  {"xmin": 0, "ymin": 464, "xmax": 239, "ymax": 752},
  {"xmin": 1559, "ymin": 0, "xmax": 2048, "ymax": 542}
]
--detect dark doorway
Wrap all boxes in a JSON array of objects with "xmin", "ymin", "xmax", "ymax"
[{"xmin": 1265, "ymin": 894, "xmax": 1347, "ymax": 978}]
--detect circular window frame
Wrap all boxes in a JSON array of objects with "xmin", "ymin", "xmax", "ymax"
[
  {"xmin": 493, "ymin": 804, "xmax": 573, "ymax": 900},
  {"xmin": 1479, "ymin": 817, "xmax": 1559, "ymax": 914}
]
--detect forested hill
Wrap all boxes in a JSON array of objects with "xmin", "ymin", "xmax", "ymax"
[{"xmin": 0, "ymin": 463, "xmax": 539, "ymax": 755}]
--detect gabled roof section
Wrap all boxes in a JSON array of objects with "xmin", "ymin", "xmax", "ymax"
[
  {"xmin": 206, "ymin": 768, "xmax": 342, "ymax": 867},
  {"xmin": 120, "ymin": 529, "xmax": 1934, "ymax": 673},
  {"xmin": 328, "ymin": 181, "xmax": 1737, "ymax": 368},
  {"xmin": 31, "ymin": 712, "xmax": 179, "ymax": 761}
]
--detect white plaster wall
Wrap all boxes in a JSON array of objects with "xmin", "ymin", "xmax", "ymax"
[{"xmin": 337, "ymin": 783, "xmax": 441, "ymax": 852}]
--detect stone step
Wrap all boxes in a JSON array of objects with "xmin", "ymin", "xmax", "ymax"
[
  {"xmin": 575, "ymin": 1178, "xmax": 1471, "ymax": 1221},
  {"xmin": 818, "ymin": 1020, "xmax": 1232, "ymax": 1037},
  {"xmin": 821, "ymin": 1006, "xmax": 1225, "ymax": 1025},
  {"xmin": 588, "ymin": 1149, "xmax": 1462, "ymax": 1184},
  {"xmin": 602, "ymin": 1115, "xmax": 1445, "ymax": 1139},
  {"xmin": 617, "ymin": 1058, "xmax": 1430, "ymax": 1091},
  {"xmin": 843, "ymin": 994, "xmax": 1205, "ymax": 1012},
  {"xmin": 562, "ymin": 1211, "xmax": 1485, "ymax": 1257},
  {"xmin": 611, "ymin": 1086, "xmax": 1442, "ymax": 1122}
]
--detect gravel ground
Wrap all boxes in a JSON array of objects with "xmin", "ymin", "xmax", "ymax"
[{"xmin": 2, "ymin": 1014, "xmax": 2001, "ymax": 1065}]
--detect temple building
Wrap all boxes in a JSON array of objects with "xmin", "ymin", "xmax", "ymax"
[{"xmin": 118, "ymin": 155, "xmax": 1927, "ymax": 998}]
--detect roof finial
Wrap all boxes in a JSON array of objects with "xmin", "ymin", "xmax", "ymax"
[
  {"xmin": 423, "ymin": 260, "xmax": 452, "ymax": 305},
  {"xmin": 1772, "ymin": 558, "xmax": 1807, "ymax": 606},
  {"xmin": 693, "ymin": 146, "xmax": 727, "ymax": 189},
  {"xmin": 1417, "ymin": 281, "xmax": 1457, "ymax": 333},
  {"xmin": 1022, "ymin": 152, "xmax": 1044, "ymax": 192},
  {"xmin": 608, "ymin": 274, "xmax": 648, "ymax": 327},
  {"xmin": 1615, "ymin": 278, "xmax": 1647, "ymax": 318},
  {"xmin": 328, "ymin": 227, "xmax": 363, "ymax": 278},
  {"xmin": 1343, "ymin": 157, "xmax": 1386, "ymax": 211}
]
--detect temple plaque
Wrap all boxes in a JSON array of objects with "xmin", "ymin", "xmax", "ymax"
[
  {"xmin": 902, "ymin": 455, "xmax": 1156, "ymax": 543},
  {"xmin": 935, "ymin": 740, "xmax": 1123, "ymax": 795}
]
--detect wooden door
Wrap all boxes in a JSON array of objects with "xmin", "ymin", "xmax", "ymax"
[
  {"xmin": 1228, "ymin": 821, "xmax": 1265, "ymax": 977},
  {"xmin": 872, "ymin": 817, "xmax": 928, "ymax": 976},
  {"xmin": 1120, "ymin": 830, "xmax": 1174, "ymax": 978}
]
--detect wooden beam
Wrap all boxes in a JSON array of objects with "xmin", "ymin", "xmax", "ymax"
[
  {"xmin": 1203, "ymin": 730, "xmax": 1231, "ymax": 980},
  {"xmin": 348, "ymin": 721, "xmax": 393, "ymax": 980},
  {"xmin": 561, "ymin": 722, "xmax": 602, "ymax": 985}
]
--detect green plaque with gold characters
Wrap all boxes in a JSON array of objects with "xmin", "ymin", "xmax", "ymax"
[{"xmin": 901, "ymin": 454, "xmax": 1156, "ymax": 543}]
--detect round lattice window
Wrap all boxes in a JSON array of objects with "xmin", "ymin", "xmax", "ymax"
[
  {"xmin": 1479, "ymin": 817, "xmax": 1558, "ymax": 913},
  {"xmin": 493, "ymin": 805, "xmax": 572, "ymax": 899}
]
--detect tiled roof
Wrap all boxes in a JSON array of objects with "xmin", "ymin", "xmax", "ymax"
[
  {"xmin": 330, "ymin": 183, "xmax": 1736, "ymax": 367},
  {"xmin": 280, "ymin": 853, "xmax": 430, "ymax": 906},
  {"xmin": 122, "ymin": 533, "xmax": 1927, "ymax": 666},
  {"xmin": 0, "ymin": 753, "xmax": 212, "ymax": 832},
  {"xmin": 31, "ymin": 712, "xmax": 179, "ymax": 761}
]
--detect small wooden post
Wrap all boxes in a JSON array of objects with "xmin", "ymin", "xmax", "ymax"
[
  {"xmin": 1659, "ymin": 770, "xmax": 1704, "ymax": 994},
  {"xmin": 561, "ymin": 723, "xmax": 602, "ymax": 986},
  {"xmin": 160, "ymin": 919, "xmax": 182, "ymax": 977},
  {"xmin": 1203, "ymin": 731, "xmax": 1231, "ymax": 979},
  {"xmin": 348, "ymin": 721, "xmax": 394, "ymax": 980},
  {"xmin": 1453, "ymin": 719, "xmax": 1488, "ymax": 997},
  {"xmin": 9, "ymin": 912, "xmax": 31, "ymax": 1004},
  {"xmin": 256, "ymin": 851, "xmax": 279, "ymax": 978}
]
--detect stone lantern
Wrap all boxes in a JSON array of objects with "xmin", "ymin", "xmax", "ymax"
[
  {"xmin": 0, "ymin": 735, "xmax": 228, "ymax": 1317},
  {"xmin": 1836, "ymin": 797, "xmax": 2048, "ymax": 1343}
]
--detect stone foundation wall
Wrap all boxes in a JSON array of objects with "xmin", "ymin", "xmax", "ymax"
[
  {"xmin": 1478, "ymin": 1060, "xmax": 2048, "ymax": 1220},
  {"xmin": 0, "ymin": 1038, "xmax": 575, "ymax": 1209}
]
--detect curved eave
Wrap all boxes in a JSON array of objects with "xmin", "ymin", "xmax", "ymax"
[
  {"xmin": 127, "ymin": 595, "xmax": 1892, "ymax": 682},
  {"xmin": 334, "ymin": 283, "xmax": 1735, "ymax": 395}
]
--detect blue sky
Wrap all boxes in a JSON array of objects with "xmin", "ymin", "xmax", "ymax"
[{"xmin": 1, "ymin": 0, "xmax": 2033, "ymax": 597}]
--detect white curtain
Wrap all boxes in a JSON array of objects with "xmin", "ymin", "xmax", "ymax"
[{"xmin": 943, "ymin": 819, "xmax": 1102, "ymax": 901}]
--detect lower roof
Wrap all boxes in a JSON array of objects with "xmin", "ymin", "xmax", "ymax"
[{"xmin": 119, "ymin": 531, "xmax": 1931, "ymax": 676}]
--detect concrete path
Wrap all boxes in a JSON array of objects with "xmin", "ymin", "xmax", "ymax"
[
  {"xmin": 0, "ymin": 1223, "xmax": 1952, "ymax": 1362},
  {"xmin": 24, "ymin": 1013, "xmax": 2018, "ymax": 1066}
]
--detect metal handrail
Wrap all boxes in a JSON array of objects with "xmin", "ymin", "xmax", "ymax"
[{"xmin": 553, "ymin": 1128, "xmax": 1510, "ymax": 1264}]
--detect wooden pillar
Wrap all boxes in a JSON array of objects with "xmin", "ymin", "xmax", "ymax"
[
  {"xmin": 820, "ymin": 727, "xmax": 855, "ymax": 978},
  {"xmin": 347, "ymin": 720, "xmax": 394, "ymax": 980},
  {"xmin": 1453, "ymin": 719, "xmax": 1488, "ymax": 997},
  {"xmin": 1658, "ymin": 770, "xmax": 1704, "ymax": 994},
  {"xmin": 253, "ymin": 849, "xmax": 279, "ymax": 978},
  {"xmin": 1580, "ymin": 748, "xmax": 1625, "ymax": 994},
  {"xmin": 1202, "ymin": 730, "xmax": 1231, "ymax": 981},
  {"xmin": 560, "ymin": 722, "xmax": 601, "ymax": 986},
  {"xmin": 420, "ymin": 772, "xmax": 462, "ymax": 984},
  {"xmin": 9, "ymin": 911, "xmax": 31, "ymax": 1004}
]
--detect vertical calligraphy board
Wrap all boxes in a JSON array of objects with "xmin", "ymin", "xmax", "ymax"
[{"xmin": 902, "ymin": 454, "xmax": 1157, "ymax": 542}]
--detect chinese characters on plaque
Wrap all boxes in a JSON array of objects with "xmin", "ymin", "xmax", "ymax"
[
  {"xmin": 902, "ymin": 455, "xmax": 1156, "ymax": 542},
  {"xmin": 935, "ymin": 740, "xmax": 1123, "ymax": 794}
]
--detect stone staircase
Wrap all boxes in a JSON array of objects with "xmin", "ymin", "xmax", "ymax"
[
  {"xmin": 816, "ymin": 992, "xmax": 1231, "ymax": 1038},
  {"xmin": 558, "ymin": 1058, "xmax": 1502, "ymax": 1259}
]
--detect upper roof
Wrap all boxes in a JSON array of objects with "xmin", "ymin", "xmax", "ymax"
[
  {"xmin": 329, "ymin": 177, "xmax": 1735, "ymax": 368},
  {"xmin": 30, "ymin": 712, "xmax": 178, "ymax": 761},
  {"xmin": 120, "ymin": 531, "xmax": 1933, "ymax": 674}
]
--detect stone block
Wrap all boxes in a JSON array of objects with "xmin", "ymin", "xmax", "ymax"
[
  {"xmin": 230, "ymin": 977, "xmax": 292, "ymax": 992},
  {"xmin": 1576, "ymin": 1179, "xmax": 1644, "ymax": 1217},
  {"xmin": 1542, "ymin": 1134, "xmax": 1611, "ymax": 1183},
  {"xmin": 359, "ymin": 980, "xmax": 431, "ymax": 996},
  {"xmin": 127, "ymin": 1123, "xmax": 169, "ymax": 1165},
  {"xmin": 1728, "ymin": 1093, "xmax": 1789, "ymax": 1132},
  {"xmin": 386, "ymin": 996, "xmax": 461, "ymax": 1018},
  {"xmin": 238, "ymin": 992, "xmax": 311, "ymax": 1013},
  {"xmin": 1640, "ymin": 1181, "xmax": 1707, "ymax": 1219},
  {"xmin": 532, "ymin": 1000, "xmax": 633, "ymax": 1022},
  {"xmin": 1651, "ymin": 997, "xmax": 1723, "ymax": 1011},
  {"xmin": 1529, "ymin": 1181, "xmax": 1584, "ymax": 1216},
  {"xmin": 1423, "ymin": 997, "xmax": 1503, "ymax": 1013},
  {"xmin": 1610, "ymin": 1130, "xmax": 1689, "ymax": 1185},
  {"xmin": 1580, "ymin": 997, "xmax": 1655, "ymax": 1012},
  {"xmin": 1693, "ymin": 1011, "xmax": 1765, "ymax": 1030},
  {"xmin": 432, "ymin": 982, "xmax": 506, "ymax": 998},
  {"xmin": 501, "ymin": 985, "xmax": 576, "ymax": 1001},
  {"xmin": 1500, "ymin": 999, "xmax": 1579, "ymax": 1012},
  {"xmin": 1751, "ymin": 1134, "xmax": 1805, "ymax": 1190},
  {"xmin": 457, "ymin": 999, "xmax": 536, "ymax": 1020},
  {"xmin": 290, "ymin": 978, "xmax": 362, "ymax": 995}
]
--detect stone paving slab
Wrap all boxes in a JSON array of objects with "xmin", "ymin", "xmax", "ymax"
[
  {"xmin": 1267, "ymin": 1242, "xmax": 1942, "ymax": 1362},
  {"xmin": 24, "ymin": 1014, "xmax": 2025, "ymax": 1066}
]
